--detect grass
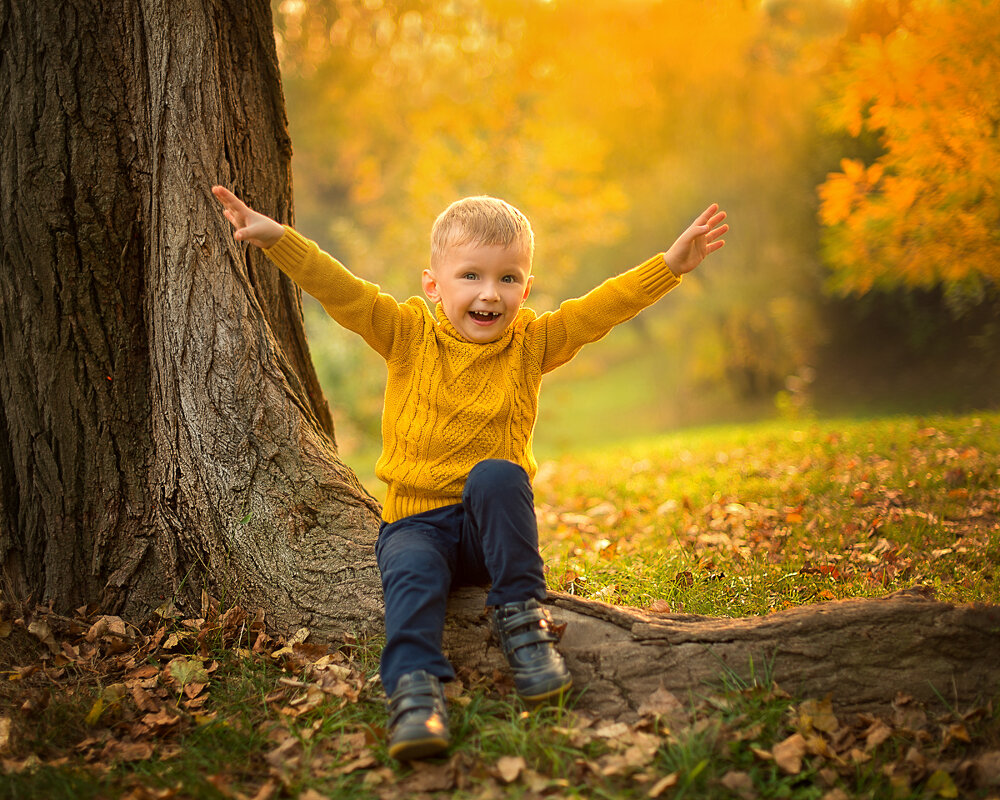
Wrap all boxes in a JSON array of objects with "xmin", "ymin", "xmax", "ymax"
[
  {"xmin": 2, "ymin": 410, "xmax": 999, "ymax": 799},
  {"xmin": 534, "ymin": 411, "xmax": 1000, "ymax": 613}
]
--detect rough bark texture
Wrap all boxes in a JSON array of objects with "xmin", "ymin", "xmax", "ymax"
[
  {"xmin": 0, "ymin": 0, "xmax": 382, "ymax": 635},
  {"xmin": 444, "ymin": 587, "xmax": 1000, "ymax": 717}
]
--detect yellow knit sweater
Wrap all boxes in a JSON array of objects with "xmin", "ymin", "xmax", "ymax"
[{"xmin": 265, "ymin": 227, "xmax": 681, "ymax": 522}]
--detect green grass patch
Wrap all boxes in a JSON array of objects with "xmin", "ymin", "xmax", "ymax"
[{"xmin": 535, "ymin": 411, "xmax": 1000, "ymax": 614}]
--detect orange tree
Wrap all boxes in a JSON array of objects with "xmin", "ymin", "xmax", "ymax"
[{"xmin": 818, "ymin": 0, "xmax": 1000, "ymax": 302}]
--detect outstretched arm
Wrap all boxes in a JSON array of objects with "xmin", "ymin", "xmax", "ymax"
[
  {"xmin": 212, "ymin": 185, "xmax": 285, "ymax": 249},
  {"xmin": 663, "ymin": 203, "xmax": 728, "ymax": 276}
]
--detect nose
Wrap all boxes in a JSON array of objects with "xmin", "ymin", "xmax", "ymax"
[{"xmin": 479, "ymin": 281, "xmax": 500, "ymax": 301}]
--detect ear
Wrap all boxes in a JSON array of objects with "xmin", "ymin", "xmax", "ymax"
[
  {"xmin": 422, "ymin": 268, "xmax": 440, "ymax": 303},
  {"xmin": 521, "ymin": 274, "xmax": 534, "ymax": 305}
]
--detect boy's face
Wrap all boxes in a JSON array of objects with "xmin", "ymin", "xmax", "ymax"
[{"xmin": 423, "ymin": 242, "xmax": 533, "ymax": 344}]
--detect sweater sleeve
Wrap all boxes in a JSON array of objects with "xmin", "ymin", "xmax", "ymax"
[
  {"xmin": 529, "ymin": 253, "xmax": 681, "ymax": 374},
  {"xmin": 264, "ymin": 226, "xmax": 414, "ymax": 360}
]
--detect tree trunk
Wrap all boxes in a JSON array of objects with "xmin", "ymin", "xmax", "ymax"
[
  {"xmin": 0, "ymin": 0, "xmax": 382, "ymax": 634},
  {"xmin": 444, "ymin": 587, "xmax": 1000, "ymax": 716}
]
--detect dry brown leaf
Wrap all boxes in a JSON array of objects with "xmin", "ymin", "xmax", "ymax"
[
  {"xmin": 638, "ymin": 686, "xmax": 688, "ymax": 723},
  {"xmin": 332, "ymin": 754, "xmax": 377, "ymax": 776},
  {"xmin": 864, "ymin": 719, "xmax": 893, "ymax": 751},
  {"xmin": 773, "ymin": 733, "xmax": 807, "ymax": 775},
  {"xmin": 647, "ymin": 772, "xmax": 679, "ymax": 798},
  {"xmin": 250, "ymin": 779, "xmax": 279, "ymax": 800},
  {"xmin": 0, "ymin": 717, "xmax": 13, "ymax": 755},
  {"xmin": 131, "ymin": 684, "xmax": 159, "ymax": 713},
  {"xmin": 798, "ymin": 696, "xmax": 839, "ymax": 735},
  {"xmin": 720, "ymin": 770, "xmax": 755, "ymax": 799},
  {"xmin": 401, "ymin": 760, "xmax": 457, "ymax": 792},
  {"xmin": 28, "ymin": 619, "xmax": 59, "ymax": 655},
  {"xmin": 142, "ymin": 708, "xmax": 181, "ymax": 729},
  {"xmin": 112, "ymin": 741, "xmax": 155, "ymax": 762},
  {"xmin": 497, "ymin": 754, "xmax": 526, "ymax": 783},
  {"xmin": 594, "ymin": 721, "xmax": 632, "ymax": 741},
  {"xmin": 973, "ymin": 750, "xmax": 1000, "ymax": 787},
  {"xmin": 86, "ymin": 615, "xmax": 128, "ymax": 643}
]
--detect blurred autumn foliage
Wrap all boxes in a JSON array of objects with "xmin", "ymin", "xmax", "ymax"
[
  {"xmin": 820, "ymin": 0, "xmax": 1000, "ymax": 301},
  {"xmin": 270, "ymin": 0, "xmax": 999, "ymax": 449}
]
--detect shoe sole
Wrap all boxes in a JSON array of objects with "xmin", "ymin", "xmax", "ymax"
[
  {"xmin": 520, "ymin": 677, "xmax": 573, "ymax": 705},
  {"xmin": 388, "ymin": 735, "xmax": 450, "ymax": 761}
]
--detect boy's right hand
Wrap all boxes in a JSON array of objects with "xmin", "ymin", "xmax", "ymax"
[{"xmin": 212, "ymin": 185, "xmax": 285, "ymax": 249}]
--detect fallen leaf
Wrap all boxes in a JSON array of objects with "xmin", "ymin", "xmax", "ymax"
[
  {"xmin": 798, "ymin": 696, "xmax": 839, "ymax": 735},
  {"xmin": 28, "ymin": 619, "xmax": 59, "ymax": 655},
  {"xmin": 112, "ymin": 741, "xmax": 155, "ymax": 761},
  {"xmin": 973, "ymin": 751, "xmax": 1000, "ymax": 787},
  {"xmin": 0, "ymin": 717, "xmax": 12, "ymax": 755},
  {"xmin": 401, "ymin": 760, "xmax": 457, "ymax": 792},
  {"xmin": 332, "ymin": 754, "xmax": 377, "ymax": 776},
  {"xmin": 594, "ymin": 721, "xmax": 632, "ymax": 740},
  {"xmin": 142, "ymin": 707, "xmax": 181, "ymax": 729},
  {"xmin": 86, "ymin": 615, "xmax": 128, "ymax": 643},
  {"xmin": 648, "ymin": 772, "xmax": 679, "ymax": 798},
  {"xmin": 638, "ymin": 686, "xmax": 688, "ymax": 722},
  {"xmin": 169, "ymin": 658, "xmax": 209, "ymax": 689},
  {"xmin": 773, "ymin": 733, "xmax": 806, "ymax": 775},
  {"xmin": 864, "ymin": 719, "xmax": 893, "ymax": 751},
  {"xmin": 926, "ymin": 768, "xmax": 958, "ymax": 798},
  {"xmin": 497, "ymin": 755, "xmax": 526, "ymax": 783},
  {"xmin": 720, "ymin": 771, "xmax": 755, "ymax": 797}
]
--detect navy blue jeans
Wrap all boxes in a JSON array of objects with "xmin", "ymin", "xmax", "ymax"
[{"xmin": 375, "ymin": 459, "xmax": 546, "ymax": 696}]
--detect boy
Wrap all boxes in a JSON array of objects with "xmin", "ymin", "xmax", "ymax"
[{"xmin": 212, "ymin": 185, "xmax": 727, "ymax": 760}]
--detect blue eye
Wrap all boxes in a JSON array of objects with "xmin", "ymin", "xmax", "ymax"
[{"xmin": 463, "ymin": 272, "xmax": 478, "ymax": 280}]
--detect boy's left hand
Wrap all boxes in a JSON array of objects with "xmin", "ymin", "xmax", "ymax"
[{"xmin": 663, "ymin": 204, "xmax": 728, "ymax": 276}]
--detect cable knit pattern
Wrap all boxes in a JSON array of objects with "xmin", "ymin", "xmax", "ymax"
[{"xmin": 265, "ymin": 226, "xmax": 681, "ymax": 522}]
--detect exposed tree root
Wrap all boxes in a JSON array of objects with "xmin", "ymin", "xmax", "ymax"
[{"xmin": 443, "ymin": 587, "xmax": 1000, "ymax": 719}]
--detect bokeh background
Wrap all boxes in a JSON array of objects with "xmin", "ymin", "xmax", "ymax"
[{"xmin": 270, "ymin": 0, "xmax": 1000, "ymax": 474}]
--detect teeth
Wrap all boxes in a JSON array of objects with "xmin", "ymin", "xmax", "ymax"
[{"xmin": 471, "ymin": 311, "xmax": 500, "ymax": 320}]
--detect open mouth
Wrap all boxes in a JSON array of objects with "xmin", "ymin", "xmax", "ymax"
[{"xmin": 469, "ymin": 311, "xmax": 501, "ymax": 323}]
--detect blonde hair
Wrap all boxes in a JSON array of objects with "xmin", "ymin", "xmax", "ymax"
[{"xmin": 430, "ymin": 196, "xmax": 534, "ymax": 268}]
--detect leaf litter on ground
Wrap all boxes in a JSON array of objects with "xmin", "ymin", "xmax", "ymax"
[{"xmin": 2, "ymin": 412, "xmax": 999, "ymax": 798}]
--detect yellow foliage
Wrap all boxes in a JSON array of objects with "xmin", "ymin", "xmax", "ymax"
[{"xmin": 819, "ymin": 0, "xmax": 1000, "ymax": 294}]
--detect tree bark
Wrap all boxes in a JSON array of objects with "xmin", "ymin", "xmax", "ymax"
[
  {"xmin": 0, "ymin": 0, "xmax": 382, "ymax": 634},
  {"xmin": 443, "ymin": 587, "xmax": 1000, "ymax": 716}
]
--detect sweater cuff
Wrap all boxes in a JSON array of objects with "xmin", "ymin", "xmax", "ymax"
[
  {"xmin": 263, "ymin": 225, "xmax": 311, "ymax": 270},
  {"xmin": 636, "ymin": 253, "xmax": 682, "ymax": 298}
]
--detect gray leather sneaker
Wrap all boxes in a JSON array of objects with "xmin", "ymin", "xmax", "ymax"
[
  {"xmin": 386, "ymin": 670, "xmax": 449, "ymax": 760},
  {"xmin": 491, "ymin": 599, "xmax": 572, "ymax": 703}
]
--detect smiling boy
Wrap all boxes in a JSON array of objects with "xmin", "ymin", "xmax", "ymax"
[{"xmin": 212, "ymin": 186, "xmax": 727, "ymax": 760}]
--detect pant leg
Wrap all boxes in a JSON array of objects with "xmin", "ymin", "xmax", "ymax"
[
  {"xmin": 375, "ymin": 506, "xmax": 462, "ymax": 696},
  {"xmin": 459, "ymin": 459, "xmax": 546, "ymax": 607}
]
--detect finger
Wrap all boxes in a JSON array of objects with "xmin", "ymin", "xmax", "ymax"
[
  {"xmin": 212, "ymin": 185, "xmax": 248, "ymax": 216},
  {"xmin": 706, "ymin": 223, "xmax": 729, "ymax": 243},
  {"xmin": 693, "ymin": 203, "xmax": 720, "ymax": 226},
  {"xmin": 708, "ymin": 210, "xmax": 727, "ymax": 228}
]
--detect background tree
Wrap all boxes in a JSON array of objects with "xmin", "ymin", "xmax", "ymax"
[
  {"xmin": 819, "ymin": 0, "xmax": 1000, "ymax": 302},
  {"xmin": 0, "ymin": 0, "xmax": 381, "ymax": 633}
]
